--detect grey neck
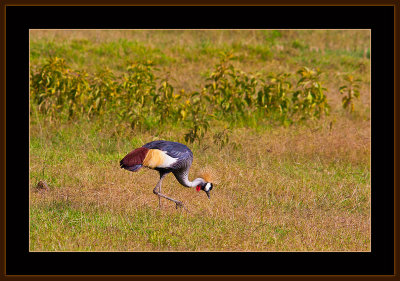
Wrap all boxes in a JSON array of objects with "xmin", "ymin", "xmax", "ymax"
[{"xmin": 173, "ymin": 171, "xmax": 204, "ymax": 188}]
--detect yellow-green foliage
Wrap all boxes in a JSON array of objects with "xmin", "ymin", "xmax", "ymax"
[
  {"xmin": 30, "ymin": 53, "xmax": 330, "ymax": 142},
  {"xmin": 339, "ymin": 74, "xmax": 361, "ymax": 112},
  {"xmin": 30, "ymin": 57, "xmax": 91, "ymax": 120}
]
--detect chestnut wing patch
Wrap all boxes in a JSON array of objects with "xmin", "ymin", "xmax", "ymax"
[{"xmin": 120, "ymin": 147, "xmax": 149, "ymax": 170}]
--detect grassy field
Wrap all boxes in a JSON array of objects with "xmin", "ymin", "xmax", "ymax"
[{"xmin": 29, "ymin": 30, "xmax": 370, "ymax": 251}]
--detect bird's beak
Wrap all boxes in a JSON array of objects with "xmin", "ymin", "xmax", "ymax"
[{"xmin": 205, "ymin": 190, "xmax": 211, "ymax": 199}]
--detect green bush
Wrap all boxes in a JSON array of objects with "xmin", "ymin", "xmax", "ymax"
[{"xmin": 30, "ymin": 54, "xmax": 330, "ymax": 144}]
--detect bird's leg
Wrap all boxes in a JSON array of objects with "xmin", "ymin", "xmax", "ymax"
[
  {"xmin": 158, "ymin": 178, "xmax": 162, "ymax": 209},
  {"xmin": 153, "ymin": 174, "xmax": 189, "ymax": 212},
  {"xmin": 158, "ymin": 184, "xmax": 162, "ymax": 209},
  {"xmin": 153, "ymin": 173, "xmax": 166, "ymax": 209}
]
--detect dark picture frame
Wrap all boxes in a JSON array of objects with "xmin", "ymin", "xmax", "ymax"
[{"xmin": 1, "ymin": 2, "xmax": 397, "ymax": 277}]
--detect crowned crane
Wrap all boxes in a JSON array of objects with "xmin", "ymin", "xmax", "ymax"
[{"xmin": 120, "ymin": 140, "xmax": 213, "ymax": 209}]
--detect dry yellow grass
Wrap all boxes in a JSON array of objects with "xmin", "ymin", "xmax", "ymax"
[{"xmin": 30, "ymin": 115, "xmax": 370, "ymax": 251}]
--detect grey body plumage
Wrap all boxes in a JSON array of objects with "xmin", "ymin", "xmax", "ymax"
[{"xmin": 143, "ymin": 140, "xmax": 193, "ymax": 173}]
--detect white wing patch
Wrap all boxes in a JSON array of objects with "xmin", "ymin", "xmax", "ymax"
[{"xmin": 157, "ymin": 151, "xmax": 178, "ymax": 168}]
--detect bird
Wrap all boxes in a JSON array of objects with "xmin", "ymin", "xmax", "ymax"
[{"xmin": 120, "ymin": 140, "xmax": 213, "ymax": 209}]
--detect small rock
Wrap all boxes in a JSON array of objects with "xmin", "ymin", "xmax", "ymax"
[{"xmin": 36, "ymin": 180, "xmax": 49, "ymax": 192}]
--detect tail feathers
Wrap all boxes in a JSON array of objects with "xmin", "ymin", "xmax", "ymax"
[
  {"xmin": 120, "ymin": 163, "xmax": 143, "ymax": 172},
  {"xmin": 120, "ymin": 147, "xmax": 149, "ymax": 172}
]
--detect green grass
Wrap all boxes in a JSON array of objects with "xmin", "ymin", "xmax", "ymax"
[
  {"xmin": 29, "ymin": 30, "xmax": 370, "ymax": 251},
  {"xmin": 31, "ymin": 202, "xmax": 257, "ymax": 251}
]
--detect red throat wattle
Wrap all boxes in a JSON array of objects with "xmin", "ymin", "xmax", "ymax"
[{"xmin": 196, "ymin": 185, "xmax": 201, "ymax": 192}]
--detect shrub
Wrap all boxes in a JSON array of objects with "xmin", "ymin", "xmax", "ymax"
[
  {"xmin": 30, "ymin": 54, "xmax": 330, "ymax": 145},
  {"xmin": 339, "ymin": 74, "xmax": 361, "ymax": 112},
  {"xmin": 293, "ymin": 67, "xmax": 329, "ymax": 120}
]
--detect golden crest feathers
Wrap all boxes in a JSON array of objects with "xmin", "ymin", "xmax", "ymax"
[{"xmin": 198, "ymin": 168, "xmax": 215, "ymax": 183}]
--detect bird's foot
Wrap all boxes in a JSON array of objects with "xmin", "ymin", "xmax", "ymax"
[{"xmin": 175, "ymin": 201, "xmax": 190, "ymax": 213}]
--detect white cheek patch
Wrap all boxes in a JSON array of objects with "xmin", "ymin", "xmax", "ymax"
[{"xmin": 204, "ymin": 183, "xmax": 211, "ymax": 192}]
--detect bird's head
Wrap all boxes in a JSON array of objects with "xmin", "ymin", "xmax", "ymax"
[
  {"xmin": 196, "ymin": 181, "xmax": 213, "ymax": 199},
  {"xmin": 194, "ymin": 171, "xmax": 214, "ymax": 199}
]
